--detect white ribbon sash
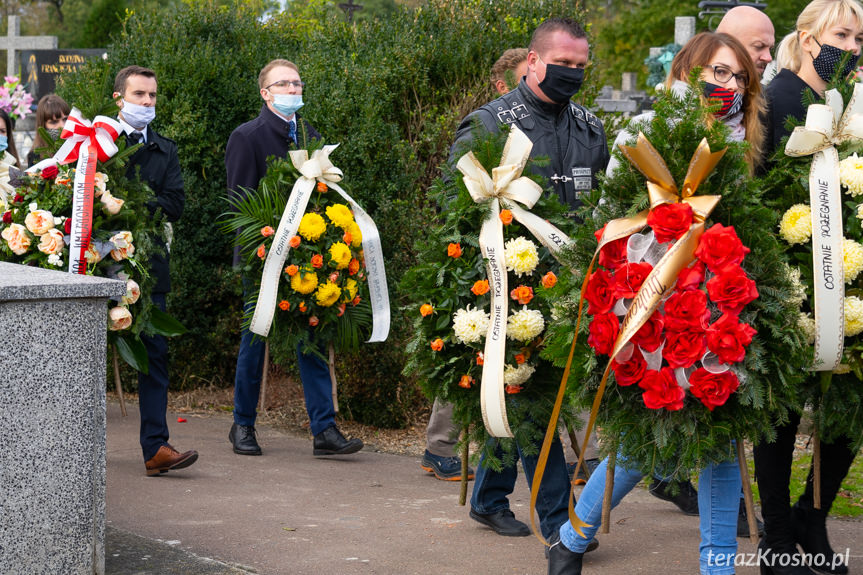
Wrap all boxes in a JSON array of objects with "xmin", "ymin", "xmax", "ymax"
[
  {"xmin": 68, "ymin": 144, "xmax": 97, "ymax": 274},
  {"xmin": 249, "ymin": 145, "xmax": 390, "ymax": 343},
  {"xmin": 785, "ymin": 84, "xmax": 863, "ymax": 370},
  {"xmin": 456, "ymin": 126, "xmax": 571, "ymax": 437}
]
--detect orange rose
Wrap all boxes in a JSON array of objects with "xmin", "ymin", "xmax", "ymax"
[
  {"xmin": 257, "ymin": 244, "xmax": 266, "ymax": 259},
  {"xmin": 329, "ymin": 272, "xmax": 340, "ymax": 283},
  {"xmin": 285, "ymin": 265, "xmax": 299, "ymax": 276},
  {"xmin": 430, "ymin": 338, "xmax": 444, "ymax": 351},
  {"xmin": 505, "ymin": 385, "xmax": 523, "ymax": 394},
  {"xmin": 499, "ymin": 209, "xmax": 513, "ymax": 225},
  {"xmin": 309, "ymin": 315, "xmax": 319, "ymax": 327},
  {"xmin": 447, "ymin": 243, "xmax": 462, "ymax": 258},
  {"xmin": 298, "ymin": 301, "xmax": 307, "ymax": 312},
  {"xmin": 458, "ymin": 375, "xmax": 473, "ymax": 389},
  {"xmin": 108, "ymin": 306, "xmax": 133, "ymax": 331},
  {"xmin": 542, "ymin": 271, "xmax": 558, "ymax": 289},
  {"xmin": 348, "ymin": 258, "xmax": 360, "ymax": 275},
  {"xmin": 515, "ymin": 353, "xmax": 526, "ymax": 364},
  {"xmin": 471, "ymin": 279, "xmax": 490, "ymax": 296},
  {"xmin": 311, "ymin": 254, "xmax": 323, "ymax": 268},
  {"xmin": 260, "ymin": 226, "xmax": 274, "ymax": 237},
  {"xmin": 420, "ymin": 304, "xmax": 434, "ymax": 317},
  {"xmin": 278, "ymin": 300, "xmax": 290, "ymax": 311},
  {"xmin": 1, "ymin": 224, "xmax": 31, "ymax": 255},
  {"xmin": 289, "ymin": 235, "xmax": 301, "ymax": 248},
  {"xmin": 352, "ymin": 296, "xmax": 361, "ymax": 306},
  {"xmin": 476, "ymin": 352, "xmax": 484, "ymax": 365},
  {"xmin": 316, "ymin": 181, "xmax": 328, "ymax": 193},
  {"xmin": 337, "ymin": 303, "xmax": 347, "ymax": 317},
  {"xmin": 343, "ymin": 231, "xmax": 353, "ymax": 245},
  {"xmin": 510, "ymin": 285, "xmax": 534, "ymax": 305}
]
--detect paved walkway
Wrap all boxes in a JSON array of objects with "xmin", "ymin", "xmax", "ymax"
[{"xmin": 106, "ymin": 402, "xmax": 863, "ymax": 575}]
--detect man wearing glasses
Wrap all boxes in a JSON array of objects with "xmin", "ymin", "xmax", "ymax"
[{"xmin": 225, "ymin": 59, "xmax": 364, "ymax": 458}]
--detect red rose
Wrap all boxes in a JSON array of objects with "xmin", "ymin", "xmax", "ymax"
[
  {"xmin": 13, "ymin": 194, "xmax": 24, "ymax": 203},
  {"xmin": 706, "ymin": 313, "xmax": 757, "ymax": 364},
  {"xmin": 598, "ymin": 236, "xmax": 629, "ymax": 270},
  {"xmin": 613, "ymin": 261, "xmax": 653, "ymax": 299},
  {"xmin": 706, "ymin": 265, "xmax": 758, "ymax": 315},
  {"xmin": 632, "ymin": 310, "xmax": 664, "ymax": 352},
  {"xmin": 1, "ymin": 211, "xmax": 11, "ymax": 224},
  {"xmin": 588, "ymin": 312, "xmax": 619, "ymax": 356},
  {"xmin": 638, "ymin": 367, "xmax": 686, "ymax": 410},
  {"xmin": 612, "ymin": 347, "xmax": 647, "ymax": 386},
  {"xmin": 647, "ymin": 203, "xmax": 693, "ymax": 244},
  {"xmin": 40, "ymin": 165, "xmax": 59, "ymax": 180},
  {"xmin": 664, "ymin": 329, "xmax": 707, "ymax": 368},
  {"xmin": 664, "ymin": 290, "xmax": 710, "ymax": 331},
  {"xmin": 676, "ymin": 261, "xmax": 705, "ymax": 292},
  {"xmin": 695, "ymin": 223, "xmax": 750, "ymax": 274},
  {"xmin": 688, "ymin": 368, "xmax": 740, "ymax": 411},
  {"xmin": 584, "ymin": 269, "xmax": 617, "ymax": 315},
  {"xmin": 64, "ymin": 218, "xmax": 72, "ymax": 234}
]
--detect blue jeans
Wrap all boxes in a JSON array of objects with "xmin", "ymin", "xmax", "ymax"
[
  {"xmin": 233, "ymin": 301, "xmax": 335, "ymax": 434},
  {"xmin": 559, "ymin": 452, "xmax": 739, "ymax": 575},
  {"xmin": 471, "ymin": 437, "xmax": 571, "ymax": 541},
  {"xmin": 138, "ymin": 293, "xmax": 170, "ymax": 461}
]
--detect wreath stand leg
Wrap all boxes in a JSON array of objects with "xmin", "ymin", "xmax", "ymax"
[
  {"xmin": 459, "ymin": 428, "xmax": 469, "ymax": 506},
  {"xmin": 566, "ymin": 424, "xmax": 591, "ymax": 481},
  {"xmin": 112, "ymin": 345, "xmax": 127, "ymax": 417},
  {"xmin": 600, "ymin": 450, "xmax": 616, "ymax": 534},
  {"xmin": 736, "ymin": 439, "xmax": 759, "ymax": 545},
  {"xmin": 813, "ymin": 428, "xmax": 821, "ymax": 510},
  {"xmin": 259, "ymin": 341, "xmax": 269, "ymax": 414},
  {"xmin": 328, "ymin": 343, "xmax": 339, "ymax": 413}
]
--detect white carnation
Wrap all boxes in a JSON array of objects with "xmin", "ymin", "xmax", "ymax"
[
  {"xmin": 452, "ymin": 305, "xmax": 490, "ymax": 344},
  {"xmin": 504, "ymin": 363, "xmax": 536, "ymax": 386},
  {"xmin": 504, "ymin": 236, "xmax": 539, "ymax": 277},
  {"xmin": 507, "ymin": 306, "xmax": 545, "ymax": 342}
]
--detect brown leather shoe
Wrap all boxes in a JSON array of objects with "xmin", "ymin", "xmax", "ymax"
[{"xmin": 145, "ymin": 444, "xmax": 198, "ymax": 476}]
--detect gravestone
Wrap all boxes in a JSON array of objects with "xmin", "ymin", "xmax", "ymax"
[
  {"xmin": 674, "ymin": 16, "xmax": 696, "ymax": 46},
  {"xmin": 20, "ymin": 49, "xmax": 108, "ymax": 101},
  {"xmin": 0, "ymin": 16, "xmax": 57, "ymax": 78},
  {"xmin": 0, "ymin": 262, "xmax": 125, "ymax": 574}
]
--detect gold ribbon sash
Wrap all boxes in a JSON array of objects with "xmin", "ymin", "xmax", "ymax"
[
  {"xmin": 784, "ymin": 84, "xmax": 863, "ymax": 370},
  {"xmin": 456, "ymin": 126, "xmax": 572, "ymax": 438}
]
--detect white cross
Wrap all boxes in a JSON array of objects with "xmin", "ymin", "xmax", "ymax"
[{"xmin": 0, "ymin": 16, "xmax": 57, "ymax": 79}]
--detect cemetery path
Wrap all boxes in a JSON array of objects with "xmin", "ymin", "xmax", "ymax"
[{"xmin": 106, "ymin": 401, "xmax": 862, "ymax": 575}]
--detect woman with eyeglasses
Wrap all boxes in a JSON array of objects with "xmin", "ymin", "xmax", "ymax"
[
  {"xmin": 548, "ymin": 32, "xmax": 763, "ymax": 575},
  {"xmin": 755, "ymin": 2, "xmax": 863, "ymax": 574}
]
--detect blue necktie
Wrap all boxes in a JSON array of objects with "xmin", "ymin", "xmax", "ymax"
[{"xmin": 288, "ymin": 121, "xmax": 296, "ymax": 146}]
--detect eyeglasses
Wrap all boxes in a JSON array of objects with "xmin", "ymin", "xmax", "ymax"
[
  {"xmin": 265, "ymin": 80, "xmax": 305, "ymax": 90},
  {"xmin": 705, "ymin": 65, "xmax": 749, "ymax": 88}
]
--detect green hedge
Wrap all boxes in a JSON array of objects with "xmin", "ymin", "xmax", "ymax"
[{"xmin": 58, "ymin": 0, "xmax": 584, "ymax": 427}]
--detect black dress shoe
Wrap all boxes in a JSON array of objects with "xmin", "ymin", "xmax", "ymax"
[
  {"xmin": 313, "ymin": 425, "xmax": 363, "ymax": 456},
  {"xmin": 544, "ymin": 533, "xmax": 599, "ymax": 557},
  {"xmin": 547, "ymin": 539, "xmax": 583, "ymax": 575},
  {"xmin": 229, "ymin": 423, "xmax": 262, "ymax": 455},
  {"xmin": 469, "ymin": 508, "xmax": 531, "ymax": 536},
  {"xmin": 649, "ymin": 477, "xmax": 699, "ymax": 516},
  {"xmin": 757, "ymin": 537, "xmax": 816, "ymax": 575},
  {"xmin": 738, "ymin": 498, "xmax": 765, "ymax": 538},
  {"xmin": 792, "ymin": 501, "xmax": 848, "ymax": 575}
]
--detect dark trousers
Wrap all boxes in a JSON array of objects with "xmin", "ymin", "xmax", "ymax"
[
  {"xmin": 138, "ymin": 292, "xmax": 170, "ymax": 461},
  {"xmin": 753, "ymin": 410, "xmax": 857, "ymax": 546}
]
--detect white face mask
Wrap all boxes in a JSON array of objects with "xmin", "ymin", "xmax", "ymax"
[
  {"xmin": 269, "ymin": 93, "xmax": 304, "ymax": 118},
  {"xmin": 121, "ymin": 100, "xmax": 156, "ymax": 129}
]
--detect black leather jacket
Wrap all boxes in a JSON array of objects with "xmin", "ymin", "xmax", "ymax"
[{"xmin": 451, "ymin": 80, "xmax": 610, "ymax": 211}]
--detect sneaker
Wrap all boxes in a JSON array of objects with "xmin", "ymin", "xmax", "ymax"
[
  {"xmin": 567, "ymin": 458, "xmax": 600, "ymax": 485},
  {"xmin": 737, "ymin": 499, "xmax": 765, "ymax": 538},
  {"xmin": 649, "ymin": 477, "xmax": 699, "ymax": 516},
  {"xmin": 420, "ymin": 449, "xmax": 474, "ymax": 481}
]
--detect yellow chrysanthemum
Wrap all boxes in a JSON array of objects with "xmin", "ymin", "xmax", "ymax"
[
  {"xmin": 343, "ymin": 278, "xmax": 358, "ymax": 301},
  {"xmin": 845, "ymin": 296, "xmax": 863, "ymax": 336},
  {"xmin": 507, "ymin": 307, "xmax": 545, "ymax": 342},
  {"xmin": 325, "ymin": 204, "xmax": 354, "ymax": 229},
  {"xmin": 347, "ymin": 221, "xmax": 362, "ymax": 248},
  {"xmin": 315, "ymin": 281, "xmax": 342, "ymax": 307},
  {"xmin": 857, "ymin": 204, "xmax": 863, "ymax": 220},
  {"xmin": 844, "ymin": 238, "xmax": 863, "ymax": 284},
  {"xmin": 452, "ymin": 305, "xmax": 490, "ymax": 344},
  {"xmin": 298, "ymin": 212, "xmax": 327, "ymax": 241},
  {"xmin": 504, "ymin": 236, "xmax": 539, "ymax": 277},
  {"xmin": 840, "ymin": 153, "xmax": 863, "ymax": 197},
  {"xmin": 778, "ymin": 204, "xmax": 812, "ymax": 245},
  {"xmin": 290, "ymin": 268, "xmax": 319, "ymax": 295},
  {"xmin": 328, "ymin": 241, "xmax": 352, "ymax": 270}
]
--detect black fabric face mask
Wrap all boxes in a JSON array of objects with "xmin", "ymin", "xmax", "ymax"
[
  {"xmin": 537, "ymin": 62, "xmax": 584, "ymax": 103},
  {"xmin": 703, "ymin": 82, "xmax": 744, "ymax": 118},
  {"xmin": 812, "ymin": 39, "xmax": 861, "ymax": 82}
]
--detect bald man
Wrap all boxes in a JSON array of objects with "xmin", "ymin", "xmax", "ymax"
[{"xmin": 716, "ymin": 6, "xmax": 775, "ymax": 77}]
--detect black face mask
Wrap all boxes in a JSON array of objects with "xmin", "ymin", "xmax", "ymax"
[
  {"xmin": 703, "ymin": 82, "xmax": 744, "ymax": 118},
  {"xmin": 812, "ymin": 39, "xmax": 861, "ymax": 82},
  {"xmin": 537, "ymin": 62, "xmax": 584, "ymax": 103}
]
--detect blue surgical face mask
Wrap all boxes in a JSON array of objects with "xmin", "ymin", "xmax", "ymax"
[
  {"xmin": 0, "ymin": 134, "xmax": 8, "ymax": 153},
  {"xmin": 269, "ymin": 93, "xmax": 304, "ymax": 118},
  {"xmin": 121, "ymin": 100, "xmax": 156, "ymax": 129}
]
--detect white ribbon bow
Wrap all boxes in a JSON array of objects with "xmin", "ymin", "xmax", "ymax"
[
  {"xmin": 455, "ymin": 126, "xmax": 570, "ymax": 438},
  {"xmin": 784, "ymin": 84, "xmax": 863, "ymax": 370}
]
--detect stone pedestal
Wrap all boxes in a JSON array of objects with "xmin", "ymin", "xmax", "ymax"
[
  {"xmin": 0, "ymin": 262, "xmax": 125, "ymax": 575},
  {"xmin": 675, "ymin": 16, "xmax": 696, "ymax": 47}
]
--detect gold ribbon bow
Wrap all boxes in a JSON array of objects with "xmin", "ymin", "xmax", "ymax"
[{"xmin": 530, "ymin": 133, "xmax": 726, "ymax": 543}]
